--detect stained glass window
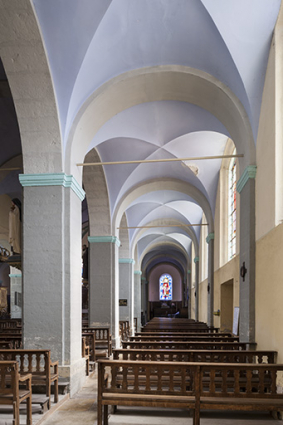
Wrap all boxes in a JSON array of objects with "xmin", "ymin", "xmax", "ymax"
[
  {"xmin": 229, "ymin": 151, "xmax": 237, "ymax": 259},
  {"xmin": 159, "ymin": 274, "xmax": 173, "ymax": 300}
]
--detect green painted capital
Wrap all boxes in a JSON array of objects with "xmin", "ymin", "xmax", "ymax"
[
  {"xmin": 88, "ymin": 236, "xmax": 121, "ymax": 247},
  {"xmin": 236, "ymin": 165, "xmax": 257, "ymax": 193},
  {"xmin": 9, "ymin": 274, "xmax": 22, "ymax": 278},
  {"xmin": 134, "ymin": 270, "xmax": 142, "ymax": 275},
  {"xmin": 187, "ymin": 270, "xmax": 191, "ymax": 274},
  {"xmin": 206, "ymin": 232, "xmax": 215, "ymax": 244},
  {"xmin": 19, "ymin": 173, "xmax": 85, "ymax": 201},
  {"xmin": 194, "ymin": 256, "xmax": 199, "ymax": 263},
  {"xmin": 119, "ymin": 258, "xmax": 135, "ymax": 264}
]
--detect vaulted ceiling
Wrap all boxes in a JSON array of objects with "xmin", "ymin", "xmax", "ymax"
[{"xmin": 1, "ymin": 0, "xmax": 281, "ymax": 274}]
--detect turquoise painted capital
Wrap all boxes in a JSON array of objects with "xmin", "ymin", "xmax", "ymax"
[
  {"xmin": 88, "ymin": 236, "xmax": 121, "ymax": 248},
  {"xmin": 119, "ymin": 258, "xmax": 135, "ymax": 264},
  {"xmin": 194, "ymin": 256, "xmax": 199, "ymax": 263},
  {"xmin": 187, "ymin": 270, "xmax": 191, "ymax": 274},
  {"xmin": 206, "ymin": 232, "xmax": 215, "ymax": 244},
  {"xmin": 134, "ymin": 270, "xmax": 142, "ymax": 275},
  {"xmin": 19, "ymin": 173, "xmax": 85, "ymax": 201},
  {"xmin": 9, "ymin": 274, "xmax": 22, "ymax": 278},
  {"xmin": 236, "ymin": 165, "xmax": 257, "ymax": 193}
]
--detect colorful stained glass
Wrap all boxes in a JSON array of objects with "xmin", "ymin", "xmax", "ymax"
[
  {"xmin": 159, "ymin": 274, "xmax": 173, "ymax": 300},
  {"xmin": 229, "ymin": 153, "xmax": 237, "ymax": 259}
]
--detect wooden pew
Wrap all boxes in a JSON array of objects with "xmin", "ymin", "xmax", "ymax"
[
  {"xmin": 0, "ymin": 334, "xmax": 22, "ymax": 348},
  {"xmin": 97, "ymin": 359, "xmax": 283, "ymax": 425},
  {"xmin": 135, "ymin": 331, "xmax": 233, "ymax": 337},
  {"xmin": 122, "ymin": 340, "xmax": 247, "ymax": 350},
  {"xmin": 97, "ymin": 359, "xmax": 197, "ymax": 425},
  {"xmin": 113, "ymin": 348, "xmax": 277, "ymax": 364},
  {"xmin": 82, "ymin": 327, "xmax": 112, "ymax": 357},
  {"xmin": 82, "ymin": 337, "xmax": 90, "ymax": 376},
  {"xmin": 197, "ymin": 363, "xmax": 283, "ymax": 423},
  {"xmin": 0, "ymin": 319, "xmax": 21, "ymax": 330},
  {"xmin": 128, "ymin": 335, "xmax": 239, "ymax": 342},
  {"xmin": 119, "ymin": 321, "xmax": 130, "ymax": 341},
  {"xmin": 82, "ymin": 332, "xmax": 96, "ymax": 362},
  {"xmin": 0, "ymin": 349, "xmax": 59, "ymax": 410},
  {"xmin": 0, "ymin": 360, "xmax": 32, "ymax": 425}
]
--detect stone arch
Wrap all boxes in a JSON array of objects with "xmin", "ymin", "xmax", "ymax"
[
  {"xmin": 66, "ymin": 65, "xmax": 255, "ymax": 182},
  {"xmin": 0, "ymin": 1, "xmax": 62, "ymax": 174},
  {"xmin": 113, "ymin": 178, "xmax": 214, "ymax": 238},
  {"xmin": 83, "ymin": 148, "xmax": 111, "ymax": 235},
  {"xmin": 130, "ymin": 218, "xmax": 199, "ymax": 263},
  {"xmin": 138, "ymin": 241, "xmax": 190, "ymax": 271},
  {"xmin": 119, "ymin": 214, "xmax": 130, "ymax": 258}
]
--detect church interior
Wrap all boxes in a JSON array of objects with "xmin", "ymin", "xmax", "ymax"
[{"xmin": 1, "ymin": 0, "xmax": 283, "ymax": 424}]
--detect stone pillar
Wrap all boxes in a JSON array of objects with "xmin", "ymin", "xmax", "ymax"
[
  {"xmin": 206, "ymin": 233, "xmax": 215, "ymax": 327},
  {"xmin": 194, "ymin": 257, "xmax": 200, "ymax": 321},
  {"xmin": 88, "ymin": 236, "xmax": 120, "ymax": 347},
  {"xmin": 119, "ymin": 258, "xmax": 135, "ymax": 334},
  {"xmin": 19, "ymin": 173, "xmax": 85, "ymax": 396},
  {"xmin": 134, "ymin": 271, "xmax": 142, "ymax": 332},
  {"xmin": 237, "ymin": 166, "xmax": 256, "ymax": 344},
  {"xmin": 187, "ymin": 270, "xmax": 191, "ymax": 319},
  {"xmin": 141, "ymin": 277, "xmax": 148, "ymax": 323},
  {"xmin": 9, "ymin": 268, "xmax": 22, "ymax": 319}
]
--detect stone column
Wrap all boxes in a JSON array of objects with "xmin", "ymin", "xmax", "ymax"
[
  {"xmin": 206, "ymin": 233, "xmax": 215, "ymax": 327},
  {"xmin": 119, "ymin": 258, "xmax": 135, "ymax": 334},
  {"xmin": 237, "ymin": 166, "xmax": 256, "ymax": 344},
  {"xmin": 194, "ymin": 257, "xmax": 199, "ymax": 321},
  {"xmin": 9, "ymin": 268, "xmax": 22, "ymax": 319},
  {"xmin": 187, "ymin": 270, "xmax": 191, "ymax": 319},
  {"xmin": 88, "ymin": 236, "xmax": 120, "ymax": 347},
  {"xmin": 19, "ymin": 173, "xmax": 85, "ymax": 396},
  {"xmin": 134, "ymin": 271, "xmax": 142, "ymax": 332}
]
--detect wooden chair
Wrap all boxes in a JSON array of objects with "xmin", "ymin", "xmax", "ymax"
[{"xmin": 0, "ymin": 360, "xmax": 32, "ymax": 425}]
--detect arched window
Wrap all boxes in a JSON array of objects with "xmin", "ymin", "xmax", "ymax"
[
  {"xmin": 159, "ymin": 274, "xmax": 173, "ymax": 300},
  {"xmin": 228, "ymin": 150, "xmax": 237, "ymax": 259}
]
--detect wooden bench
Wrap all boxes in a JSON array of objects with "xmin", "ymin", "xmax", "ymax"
[
  {"xmin": 97, "ymin": 359, "xmax": 283, "ymax": 425},
  {"xmin": 97, "ymin": 359, "xmax": 198, "ymax": 425},
  {"xmin": 0, "ymin": 360, "xmax": 32, "ymax": 425},
  {"xmin": 0, "ymin": 334, "xmax": 22, "ymax": 348},
  {"xmin": 119, "ymin": 321, "xmax": 130, "ymax": 341},
  {"xmin": 196, "ymin": 363, "xmax": 283, "ymax": 424},
  {"xmin": 122, "ymin": 340, "xmax": 247, "ymax": 350},
  {"xmin": 0, "ymin": 349, "xmax": 59, "ymax": 409},
  {"xmin": 135, "ymin": 331, "xmax": 232, "ymax": 337},
  {"xmin": 82, "ymin": 337, "xmax": 90, "ymax": 376},
  {"xmin": 82, "ymin": 332, "xmax": 96, "ymax": 362},
  {"xmin": 129, "ymin": 335, "xmax": 239, "ymax": 342},
  {"xmin": 82, "ymin": 327, "xmax": 112, "ymax": 357},
  {"xmin": 0, "ymin": 319, "xmax": 21, "ymax": 330},
  {"xmin": 113, "ymin": 348, "xmax": 277, "ymax": 364}
]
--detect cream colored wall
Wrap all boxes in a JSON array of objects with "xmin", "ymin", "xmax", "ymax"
[
  {"xmin": 256, "ymin": 224, "xmax": 283, "ymax": 364},
  {"xmin": 211, "ymin": 256, "xmax": 239, "ymax": 331},
  {"xmin": 199, "ymin": 278, "xmax": 207, "ymax": 323},
  {"xmin": 190, "ymin": 243, "xmax": 196, "ymax": 319},
  {"xmin": 256, "ymin": 34, "xmax": 276, "ymax": 240},
  {"xmin": 199, "ymin": 213, "xmax": 208, "ymax": 282}
]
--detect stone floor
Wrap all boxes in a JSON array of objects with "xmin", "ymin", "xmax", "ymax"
[{"xmin": 2, "ymin": 368, "xmax": 282, "ymax": 425}]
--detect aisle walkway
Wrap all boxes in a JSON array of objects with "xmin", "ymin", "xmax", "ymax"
[{"xmin": 38, "ymin": 369, "xmax": 282, "ymax": 425}]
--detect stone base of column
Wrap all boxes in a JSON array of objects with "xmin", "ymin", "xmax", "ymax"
[
  {"xmin": 59, "ymin": 357, "xmax": 86, "ymax": 397},
  {"xmin": 112, "ymin": 335, "xmax": 121, "ymax": 349}
]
